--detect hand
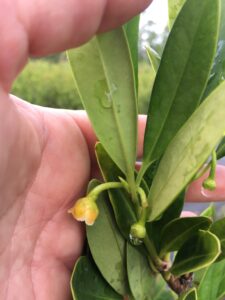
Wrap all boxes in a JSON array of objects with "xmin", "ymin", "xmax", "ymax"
[
  {"xmin": 0, "ymin": 1, "xmax": 151, "ymax": 299},
  {"xmin": 0, "ymin": 1, "xmax": 225, "ymax": 300}
]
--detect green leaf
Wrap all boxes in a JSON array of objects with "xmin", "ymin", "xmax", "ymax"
[
  {"xmin": 95, "ymin": 143, "xmax": 137, "ymax": 239},
  {"xmin": 86, "ymin": 180, "xmax": 129, "ymax": 295},
  {"xmin": 71, "ymin": 256, "xmax": 122, "ymax": 300},
  {"xmin": 217, "ymin": 136, "xmax": 225, "ymax": 159},
  {"xmin": 146, "ymin": 191, "xmax": 184, "ymax": 252},
  {"xmin": 147, "ymin": 80, "xmax": 225, "ymax": 222},
  {"xmin": 179, "ymin": 288, "xmax": 198, "ymax": 300},
  {"xmin": 198, "ymin": 260, "xmax": 225, "ymax": 300},
  {"xmin": 160, "ymin": 217, "xmax": 212, "ymax": 256},
  {"xmin": 210, "ymin": 217, "xmax": 225, "ymax": 261},
  {"xmin": 193, "ymin": 267, "xmax": 208, "ymax": 286},
  {"xmin": 126, "ymin": 243, "xmax": 174, "ymax": 300},
  {"xmin": 124, "ymin": 16, "xmax": 140, "ymax": 93},
  {"xmin": 168, "ymin": 0, "xmax": 186, "ymax": 28},
  {"xmin": 140, "ymin": 0, "xmax": 220, "ymax": 179},
  {"xmin": 143, "ymin": 160, "xmax": 160, "ymax": 188},
  {"xmin": 171, "ymin": 230, "xmax": 221, "ymax": 276},
  {"xmin": 68, "ymin": 28, "xmax": 137, "ymax": 179},
  {"xmin": 203, "ymin": 0, "xmax": 225, "ymax": 99},
  {"xmin": 126, "ymin": 243, "xmax": 152, "ymax": 300},
  {"xmin": 200, "ymin": 204, "xmax": 215, "ymax": 220},
  {"xmin": 217, "ymin": 270, "xmax": 225, "ymax": 299},
  {"xmin": 146, "ymin": 46, "xmax": 161, "ymax": 74}
]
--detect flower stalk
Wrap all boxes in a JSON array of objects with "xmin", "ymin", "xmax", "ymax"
[
  {"xmin": 202, "ymin": 150, "xmax": 217, "ymax": 191},
  {"xmin": 69, "ymin": 180, "xmax": 131, "ymax": 225}
]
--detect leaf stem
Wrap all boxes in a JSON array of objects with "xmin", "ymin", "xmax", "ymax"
[
  {"xmin": 135, "ymin": 164, "xmax": 147, "ymax": 187},
  {"xmin": 208, "ymin": 150, "xmax": 217, "ymax": 179},
  {"xmin": 192, "ymin": 150, "xmax": 217, "ymax": 182},
  {"xmin": 201, "ymin": 150, "xmax": 217, "ymax": 190},
  {"xmin": 192, "ymin": 163, "xmax": 210, "ymax": 181},
  {"xmin": 126, "ymin": 172, "xmax": 138, "ymax": 203},
  {"xmin": 144, "ymin": 236, "xmax": 167, "ymax": 271},
  {"xmin": 137, "ymin": 187, "xmax": 148, "ymax": 208}
]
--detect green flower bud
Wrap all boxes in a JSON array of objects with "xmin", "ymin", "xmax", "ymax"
[
  {"xmin": 130, "ymin": 223, "xmax": 146, "ymax": 239},
  {"xmin": 202, "ymin": 178, "xmax": 216, "ymax": 191}
]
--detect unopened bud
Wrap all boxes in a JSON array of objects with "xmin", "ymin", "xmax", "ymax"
[
  {"xmin": 130, "ymin": 223, "xmax": 146, "ymax": 239},
  {"xmin": 202, "ymin": 178, "xmax": 216, "ymax": 191}
]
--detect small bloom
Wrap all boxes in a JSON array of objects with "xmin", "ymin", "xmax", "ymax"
[{"xmin": 68, "ymin": 197, "xmax": 99, "ymax": 226}]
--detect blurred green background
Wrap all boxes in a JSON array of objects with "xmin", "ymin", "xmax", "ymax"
[
  {"xmin": 12, "ymin": 55, "xmax": 153, "ymax": 114},
  {"xmin": 11, "ymin": 17, "xmax": 168, "ymax": 114}
]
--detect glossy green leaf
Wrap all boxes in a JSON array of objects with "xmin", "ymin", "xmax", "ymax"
[
  {"xmin": 208, "ymin": 1, "xmax": 225, "ymax": 160},
  {"xmin": 203, "ymin": 0, "xmax": 225, "ymax": 99},
  {"xmin": 126, "ymin": 243, "xmax": 175, "ymax": 300},
  {"xmin": 210, "ymin": 217, "xmax": 225, "ymax": 261},
  {"xmin": 147, "ymin": 81, "xmax": 225, "ymax": 222},
  {"xmin": 198, "ymin": 260, "xmax": 225, "ymax": 300},
  {"xmin": 146, "ymin": 46, "xmax": 161, "ymax": 74},
  {"xmin": 124, "ymin": 16, "xmax": 140, "ymax": 92},
  {"xmin": 179, "ymin": 288, "xmax": 198, "ymax": 300},
  {"xmin": 86, "ymin": 180, "xmax": 129, "ymax": 295},
  {"xmin": 217, "ymin": 136, "xmax": 225, "ymax": 159},
  {"xmin": 71, "ymin": 256, "xmax": 122, "ymax": 300},
  {"xmin": 68, "ymin": 28, "xmax": 137, "ymax": 178},
  {"xmin": 95, "ymin": 143, "xmax": 137, "ymax": 239},
  {"xmin": 168, "ymin": 0, "xmax": 186, "ymax": 28},
  {"xmin": 160, "ymin": 217, "xmax": 212, "ymax": 256},
  {"xmin": 171, "ymin": 230, "xmax": 221, "ymax": 276},
  {"xmin": 146, "ymin": 191, "xmax": 184, "ymax": 252},
  {"xmin": 140, "ymin": 0, "xmax": 220, "ymax": 180},
  {"xmin": 200, "ymin": 204, "xmax": 215, "ymax": 219}
]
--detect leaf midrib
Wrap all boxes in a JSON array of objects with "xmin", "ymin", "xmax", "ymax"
[
  {"xmin": 149, "ymin": 93, "xmax": 222, "ymax": 220},
  {"xmin": 95, "ymin": 36, "xmax": 132, "ymax": 177},
  {"xmin": 145, "ymin": 1, "xmax": 208, "ymax": 163}
]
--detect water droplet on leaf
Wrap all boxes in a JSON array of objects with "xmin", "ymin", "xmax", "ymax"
[
  {"xmin": 129, "ymin": 234, "xmax": 143, "ymax": 246},
  {"xmin": 94, "ymin": 80, "xmax": 117, "ymax": 108},
  {"xmin": 104, "ymin": 83, "xmax": 117, "ymax": 108}
]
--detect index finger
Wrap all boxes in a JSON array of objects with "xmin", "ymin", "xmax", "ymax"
[{"xmin": 0, "ymin": 0, "xmax": 152, "ymax": 90}]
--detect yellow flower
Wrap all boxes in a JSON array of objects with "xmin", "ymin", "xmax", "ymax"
[{"xmin": 68, "ymin": 197, "xmax": 99, "ymax": 226}]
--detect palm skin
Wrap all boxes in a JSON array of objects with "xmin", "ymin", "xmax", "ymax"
[
  {"xmin": 1, "ymin": 0, "xmax": 225, "ymax": 299},
  {"xmin": 0, "ymin": 1, "xmax": 151, "ymax": 298},
  {"xmin": 1, "ymin": 93, "xmax": 148, "ymax": 299},
  {"xmin": 1, "ymin": 98, "xmax": 225, "ymax": 300},
  {"xmin": 0, "ymin": 97, "xmax": 91, "ymax": 299}
]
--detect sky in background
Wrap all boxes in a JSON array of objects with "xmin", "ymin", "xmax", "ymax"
[{"xmin": 140, "ymin": 0, "xmax": 168, "ymax": 33}]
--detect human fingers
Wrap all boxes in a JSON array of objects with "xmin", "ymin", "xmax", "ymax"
[
  {"xmin": 180, "ymin": 211, "xmax": 197, "ymax": 217},
  {"xmin": 20, "ymin": 0, "xmax": 152, "ymax": 55},
  {"xmin": 186, "ymin": 165, "xmax": 225, "ymax": 202},
  {"xmin": 0, "ymin": 0, "xmax": 151, "ymax": 90}
]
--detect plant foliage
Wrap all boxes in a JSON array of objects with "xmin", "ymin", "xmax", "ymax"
[{"xmin": 68, "ymin": 1, "xmax": 225, "ymax": 299}]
